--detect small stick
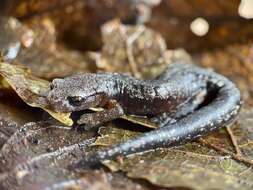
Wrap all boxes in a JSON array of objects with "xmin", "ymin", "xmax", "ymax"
[
  {"xmin": 126, "ymin": 26, "xmax": 145, "ymax": 78},
  {"xmin": 198, "ymin": 138, "xmax": 253, "ymax": 166},
  {"xmin": 226, "ymin": 126, "xmax": 242, "ymax": 156}
]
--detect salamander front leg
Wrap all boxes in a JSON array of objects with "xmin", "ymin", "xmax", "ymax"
[{"xmin": 77, "ymin": 100, "xmax": 124, "ymax": 130}]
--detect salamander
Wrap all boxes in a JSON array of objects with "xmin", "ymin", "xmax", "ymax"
[{"xmin": 47, "ymin": 61, "xmax": 241, "ymax": 166}]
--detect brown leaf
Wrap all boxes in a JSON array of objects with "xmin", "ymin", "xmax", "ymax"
[
  {"xmin": 0, "ymin": 121, "xmax": 149, "ymax": 190},
  {"xmin": 105, "ymin": 148, "xmax": 253, "ymax": 190},
  {"xmin": 96, "ymin": 110, "xmax": 253, "ymax": 190}
]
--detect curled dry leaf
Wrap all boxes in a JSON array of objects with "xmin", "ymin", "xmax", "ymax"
[{"xmin": 0, "ymin": 62, "xmax": 73, "ymax": 126}]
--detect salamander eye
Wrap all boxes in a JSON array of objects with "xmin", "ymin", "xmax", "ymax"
[
  {"xmin": 67, "ymin": 96, "xmax": 83, "ymax": 106},
  {"xmin": 50, "ymin": 79, "xmax": 63, "ymax": 90}
]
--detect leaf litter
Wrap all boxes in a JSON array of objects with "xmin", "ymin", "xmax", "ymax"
[{"xmin": 0, "ymin": 5, "xmax": 253, "ymax": 189}]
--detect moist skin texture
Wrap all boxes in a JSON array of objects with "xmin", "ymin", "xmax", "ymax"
[{"xmin": 47, "ymin": 62, "xmax": 241, "ymax": 166}]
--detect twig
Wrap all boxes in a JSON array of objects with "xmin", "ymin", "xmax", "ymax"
[
  {"xmin": 198, "ymin": 138, "xmax": 253, "ymax": 166},
  {"xmin": 126, "ymin": 26, "xmax": 145, "ymax": 78},
  {"xmin": 238, "ymin": 166, "xmax": 252, "ymax": 176},
  {"xmin": 239, "ymin": 140, "xmax": 253, "ymax": 148},
  {"xmin": 172, "ymin": 149, "xmax": 229, "ymax": 160},
  {"xmin": 226, "ymin": 126, "xmax": 242, "ymax": 156}
]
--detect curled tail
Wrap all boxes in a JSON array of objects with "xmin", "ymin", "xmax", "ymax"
[{"xmin": 77, "ymin": 65, "xmax": 242, "ymax": 167}]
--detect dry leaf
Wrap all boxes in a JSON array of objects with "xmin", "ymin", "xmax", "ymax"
[{"xmin": 0, "ymin": 62, "xmax": 73, "ymax": 126}]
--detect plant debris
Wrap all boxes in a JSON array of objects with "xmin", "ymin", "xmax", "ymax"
[{"xmin": 1, "ymin": 1, "xmax": 253, "ymax": 190}]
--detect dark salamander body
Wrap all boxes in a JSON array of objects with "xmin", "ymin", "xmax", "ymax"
[{"xmin": 47, "ymin": 62, "xmax": 241, "ymax": 166}]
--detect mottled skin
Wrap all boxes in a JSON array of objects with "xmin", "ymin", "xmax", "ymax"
[{"xmin": 47, "ymin": 62, "xmax": 241, "ymax": 165}]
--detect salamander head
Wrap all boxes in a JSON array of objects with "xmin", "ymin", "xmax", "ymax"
[{"xmin": 47, "ymin": 74, "xmax": 103, "ymax": 112}]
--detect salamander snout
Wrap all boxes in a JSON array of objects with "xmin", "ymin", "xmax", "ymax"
[{"xmin": 47, "ymin": 78, "xmax": 76, "ymax": 112}]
